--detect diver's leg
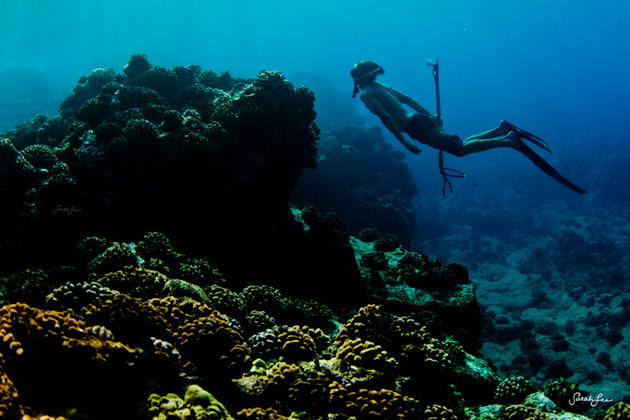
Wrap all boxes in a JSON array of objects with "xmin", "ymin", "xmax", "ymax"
[
  {"xmin": 426, "ymin": 130, "xmax": 514, "ymax": 157},
  {"xmin": 465, "ymin": 120, "xmax": 511, "ymax": 140},
  {"xmin": 465, "ymin": 121, "xmax": 552, "ymax": 152},
  {"xmin": 458, "ymin": 133, "xmax": 515, "ymax": 156}
]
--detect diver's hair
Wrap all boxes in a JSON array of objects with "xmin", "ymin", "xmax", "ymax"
[{"xmin": 351, "ymin": 61, "xmax": 384, "ymax": 97}]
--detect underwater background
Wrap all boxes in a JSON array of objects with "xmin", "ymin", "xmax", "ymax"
[{"xmin": 1, "ymin": 1, "xmax": 629, "ymax": 419}]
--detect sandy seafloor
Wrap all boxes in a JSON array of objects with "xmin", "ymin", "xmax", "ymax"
[{"xmin": 413, "ymin": 200, "xmax": 630, "ymax": 405}]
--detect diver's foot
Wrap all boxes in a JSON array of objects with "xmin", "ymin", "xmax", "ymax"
[
  {"xmin": 499, "ymin": 120, "xmax": 512, "ymax": 132},
  {"xmin": 507, "ymin": 130, "xmax": 521, "ymax": 148},
  {"xmin": 502, "ymin": 121, "xmax": 553, "ymax": 153}
]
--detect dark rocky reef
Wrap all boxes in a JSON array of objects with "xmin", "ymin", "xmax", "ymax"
[
  {"xmin": 292, "ymin": 124, "xmax": 418, "ymax": 245},
  {"xmin": 352, "ymin": 227, "xmax": 482, "ymax": 350},
  {"xmin": 0, "ymin": 54, "xmax": 318, "ymax": 292}
]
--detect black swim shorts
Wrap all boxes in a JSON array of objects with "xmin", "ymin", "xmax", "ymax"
[
  {"xmin": 406, "ymin": 113, "xmax": 438, "ymax": 142},
  {"xmin": 407, "ymin": 113, "xmax": 464, "ymax": 156}
]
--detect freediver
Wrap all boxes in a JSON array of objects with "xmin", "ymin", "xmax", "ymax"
[{"xmin": 350, "ymin": 60, "xmax": 586, "ymax": 194}]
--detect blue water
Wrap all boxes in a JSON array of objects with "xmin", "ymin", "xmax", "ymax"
[
  {"xmin": 2, "ymin": 1, "xmax": 629, "ymax": 199},
  {"xmin": 2, "ymin": 0, "xmax": 630, "ymax": 399}
]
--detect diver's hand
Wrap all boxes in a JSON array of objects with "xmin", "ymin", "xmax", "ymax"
[{"xmin": 405, "ymin": 143, "xmax": 422, "ymax": 154}]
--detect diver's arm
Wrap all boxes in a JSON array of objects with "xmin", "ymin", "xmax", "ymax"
[{"xmin": 361, "ymin": 95, "xmax": 421, "ymax": 154}]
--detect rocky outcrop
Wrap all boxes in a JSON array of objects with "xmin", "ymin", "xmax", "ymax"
[{"xmin": 292, "ymin": 124, "xmax": 418, "ymax": 245}]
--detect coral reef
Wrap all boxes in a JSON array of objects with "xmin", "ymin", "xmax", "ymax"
[
  {"xmin": 0, "ymin": 361, "xmax": 19, "ymax": 419},
  {"xmin": 0, "ymin": 55, "xmax": 319, "ymax": 289},
  {"xmin": 236, "ymin": 407, "xmax": 292, "ymax": 420},
  {"xmin": 292, "ymin": 124, "xmax": 418, "ymax": 244},
  {"xmin": 0, "ymin": 303, "xmax": 161, "ymax": 417},
  {"xmin": 287, "ymin": 206, "xmax": 365, "ymax": 302},
  {"xmin": 236, "ymin": 360, "xmax": 331, "ymax": 416},
  {"xmin": 494, "ymin": 376, "xmax": 536, "ymax": 405},
  {"xmin": 0, "ymin": 268, "xmax": 54, "ymax": 306},
  {"xmin": 45, "ymin": 281, "xmax": 119, "ymax": 309},
  {"xmin": 333, "ymin": 337, "xmax": 398, "ymax": 375},
  {"xmin": 351, "ymin": 233, "xmax": 482, "ymax": 348},
  {"xmin": 248, "ymin": 324, "xmax": 330, "ymax": 362},
  {"xmin": 500, "ymin": 404, "xmax": 548, "ymax": 420},
  {"xmin": 424, "ymin": 404, "xmax": 459, "ymax": 420},
  {"xmin": 92, "ymin": 266, "xmax": 168, "ymax": 298},
  {"xmin": 328, "ymin": 380, "xmax": 420, "ymax": 419},
  {"xmin": 0, "ymin": 55, "xmax": 607, "ymax": 420},
  {"xmin": 174, "ymin": 313, "xmax": 252, "ymax": 379},
  {"xmin": 603, "ymin": 402, "xmax": 630, "ymax": 420},
  {"xmin": 147, "ymin": 384, "xmax": 234, "ymax": 420}
]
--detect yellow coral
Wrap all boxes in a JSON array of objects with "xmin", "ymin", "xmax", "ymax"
[
  {"xmin": 0, "ymin": 363, "xmax": 19, "ymax": 419},
  {"xmin": 328, "ymin": 381, "xmax": 419, "ymax": 419},
  {"xmin": 424, "ymin": 404, "xmax": 458, "ymax": 420},
  {"xmin": 604, "ymin": 402, "xmax": 630, "ymax": 420},
  {"xmin": 335, "ymin": 337, "xmax": 397, "ymax": 373},
  {"xmin": 148, "ymin": 384, "xmax": 234, "ymax": 420},
  {"xmin": 501, "ymin": 404, "xmax": 548, "ymax": 420}
]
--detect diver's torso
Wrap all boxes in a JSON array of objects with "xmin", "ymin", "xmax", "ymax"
[{"xmin": 362, "ymin": 82, "xmax": 413, "ymax": 131}]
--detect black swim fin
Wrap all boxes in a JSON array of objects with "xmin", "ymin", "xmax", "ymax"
[
  {"xmin": 503, "ymin": 120, "xmax": 553, "ymax": 153},
  {"xmin": 516, "ymin": 139, "xmax": 586, "ymax": 194}
]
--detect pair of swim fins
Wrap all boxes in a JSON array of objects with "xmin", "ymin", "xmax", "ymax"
[{"xmin": 504, "ymin": 121, "xmax": 587, "ymax": 194}]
